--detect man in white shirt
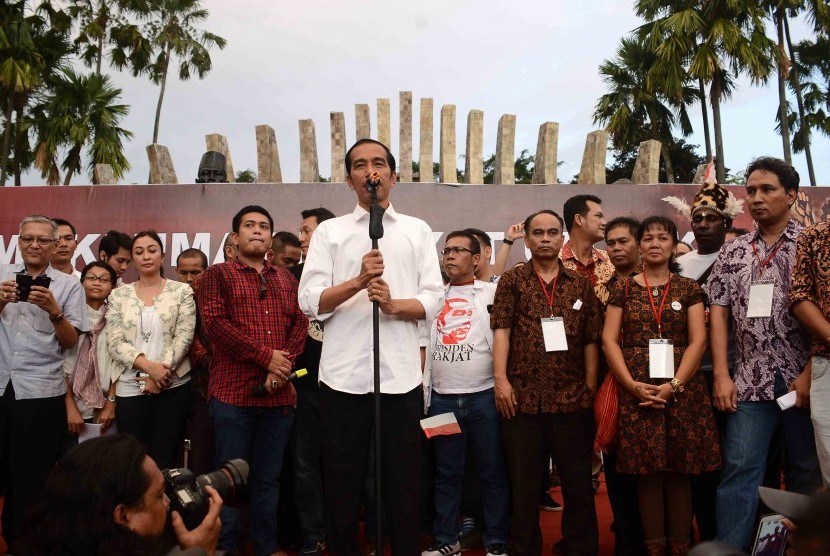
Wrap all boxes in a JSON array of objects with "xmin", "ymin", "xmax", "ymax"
[
  {"xmin": 422, "ymin": 230, "xmax": 509, "ymax": 556},
  {"xmin": 298, "ymin": 139, "xmax": 444, "ymax": 556}
]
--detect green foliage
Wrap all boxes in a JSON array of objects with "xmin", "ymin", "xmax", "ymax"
[
  {"xmin": 235, "ymin": 168, "xmax": 256, "ymax": 183},
  {"xmin": 606, "ymin": 136, "xmax": 705, "ymax": 184},
  {"xmin": 482, "ymin": 149, "xmax": 535, "ymax": 184}
]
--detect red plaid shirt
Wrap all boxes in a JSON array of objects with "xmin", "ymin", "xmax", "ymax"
[{"xmin": 195, "ymin": 260, "xmax": 308, "ymax": 407}]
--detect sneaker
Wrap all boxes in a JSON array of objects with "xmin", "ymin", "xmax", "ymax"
[
  {"xmin": 539, "ymin": 491, "xmax": 563, "ymax": 512},
  {"xmin": 301, "ymin": 539, "xmax": 325, "ymax": 556},
  {"xmin": 485, "ymin": 543, "xmax": 508, "ymax": 556},
  {"xmin": 422, "ymin": 541, "xmax": 461, "ymax": 556}
]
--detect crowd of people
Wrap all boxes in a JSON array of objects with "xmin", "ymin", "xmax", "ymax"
[{"xmin": 0, "ymin": 139, "xmax": 828, "ymax": 556}]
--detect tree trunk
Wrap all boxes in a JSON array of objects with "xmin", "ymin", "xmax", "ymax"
[
  {"xmin": 775, "ymin": 8, "xmax": 792, "ymax": 164},
  {"xmin": 710, "ymin": 79, "xmax": 726, "ymax": 183},
  {"xmin": 152, "ymin": 45, "xmax": 171, "ymax": 144},
  {"xmin": 784, "ymin": 15, "xmax": 816, "ymax": 186},
  {"xmin": 698, "ymin": 77, "xmax": 712, "ymax": 160},
  {"xmin": 661, "ymin": 147, "xmax": 675, "ymax": 183},
  {"xmin": 0, "ymin": 90, "xmax": 14, "ymax": 186},
  {"xmin": 63, "ymin": 144, "xmax": 82, "ymax": 186},
  {"xmin": 96, "ymin": 32, "xmax": 103, "ymax": 75}
]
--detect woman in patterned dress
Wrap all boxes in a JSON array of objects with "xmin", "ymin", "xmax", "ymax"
[
  {"xmin": 106, "ymin": 230, "xmax": 196, "ymax": 469},
  {"xmin": 602, "ymin": 216, "xmax": 720, "ymax": 556}
]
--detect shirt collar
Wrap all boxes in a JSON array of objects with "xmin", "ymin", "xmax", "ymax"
[
  {"xmin": 230, "ymin": 259, "xmax": 276, "ymax": 273},
  {"xmin": 523, "ymin": 258, "xmax": 576, "ymax": 282},
  {"xmin": 561, "ymin": 241, "xmax": 606, "ymax": 265},
  {"xmin": 749, "ymin": 217, "xmax": 802, "ymax": 244},
  {"xmin": 352, "ymin": 203, "xmax": 397, "ymax": 222}
]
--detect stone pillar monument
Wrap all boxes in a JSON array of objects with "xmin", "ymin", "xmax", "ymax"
[
  {"xmin": 299, "ymin": 119, "xmax": 320, "ymax": 183},
  {"xmin": 330, "ymin": 112, "xmax": 347, "ymax": 183},
  {"xmin": 255, "ymin": 125, "xmax": 283, "ymax": 183},
  {"xmin": 355, "ymin": 104, "xmax": 371, "ymax": 141},
  {"xmin": 532, "ymin": 122, "xmax": 559, "ymax": 184},
  {"xmin": 146, "ymin": 144, "xmax": 178, "ymax": 184},
  {"xmin": 465, "ymin": 110, "xmax": 484, "ymax": 184},
  {"xmin": 439, "ymin": 105, "xmax": 457, "ymax": 184},
  {"xmin": 631, "ymin": 140, "xmax": 662, "ymax": 184},
  {"xmin": 419, "ymin": 98, "xmax": 433, "ymax": 183},
  {"xmin": 205, "ymin": 134, "xmax": 235, "ymax": 182},
  {"xmin": 399, "ymin": 91, "xmax": 413, "ymax": 181},
  {"xmin": 578, "ymin": 130, "xmax": 609, "ymax": 184},
  {"xmin": 93, "ymin": 164, "xmax": 116, "ymax": 185},
  {"xmin": 377, "ymin": 98, "xmax": 391, "ymax": 147},
  {"xmin": 493, "ymin": 114, "xmax": 516, "ymax": 185}
]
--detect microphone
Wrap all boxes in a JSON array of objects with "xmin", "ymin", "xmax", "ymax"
[
  {"xmin": 365, "ymin": 172, "xmax": 385, "ymax": 240},
  {"xmin": 252, "ymin": 368, "xmax": 308, "ymax": 397},
  {"xmin": 365, "ymin": 171, "xmax": 381, "ymax": 192}
]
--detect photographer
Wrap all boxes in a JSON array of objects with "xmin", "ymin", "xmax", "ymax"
[{"xmin": 16, "ymin": 434, "xmax": 222, "ymax": 555}]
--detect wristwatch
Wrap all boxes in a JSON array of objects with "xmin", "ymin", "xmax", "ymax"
[
  {"xmin": 49, "ymin": 312, "xmax": 65, "ymax": 324},
  {"xmin": 669, "ymin": 378, "xmax": 685, "ymax": 393},
  {"xmin": 502, "ymin": 238, "xmax": 515, "ymax": 245}
]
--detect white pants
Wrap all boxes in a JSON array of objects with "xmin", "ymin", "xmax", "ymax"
[{"xmin": 812, "ymin": 355, "xmax": 830, "ymax": 486}]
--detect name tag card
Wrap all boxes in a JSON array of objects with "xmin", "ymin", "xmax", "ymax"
[
  {"xmin": 747, "ymin": 282, "xmax": 775, "ymax": 318},
  {"xmin": 649, "ymin": 339, "xmax": 674, "ymax": 379},
  {"xmin": 541, "ymin": 317, "xmax": 568, "ymax": 352}
]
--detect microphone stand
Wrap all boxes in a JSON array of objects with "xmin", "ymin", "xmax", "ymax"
[{"xmin": 366, "ymin": 174, "xmax": 385, "ymax": 556}]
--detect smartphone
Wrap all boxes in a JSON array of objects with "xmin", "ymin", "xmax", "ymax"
[
  {"xmin": 751, "ymin": 513, "xmax": 787, "ymax": 556},
  {"xmin": 15, "ymin": 274, "xmax": 52, "ymax": 303}
]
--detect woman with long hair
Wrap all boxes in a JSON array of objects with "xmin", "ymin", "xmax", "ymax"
[
  {"xmin": 106, "ymin": 231, "xmax": 196, "ymax": 469},
  {"xmin": 602, "ymin": 216, "xmax": 720, "ymax": 556}
]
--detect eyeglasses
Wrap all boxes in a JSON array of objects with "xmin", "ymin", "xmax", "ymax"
[
  {"xmin": 441, "ymin": 247, "xmax": 474, "ymax": 256},
  {"xmin": 19, "ymin": 236, "xmax": 56, "ymax": 247},
  {"xmin": 83, "ymin": 275, "xmax": 112, "ymax": 284},
  {"xmin": 259, "ymin": 273, "xmax": 267, "ymax": 299}
]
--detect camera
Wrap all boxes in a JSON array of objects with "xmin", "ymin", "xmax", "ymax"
[
  {"xmin": 162, "ymin": 459, "xmax": 249, "ymax": 530},
  {"xmin": 15, "ymin": 274, "xmax": 51, "ymax": 302}
]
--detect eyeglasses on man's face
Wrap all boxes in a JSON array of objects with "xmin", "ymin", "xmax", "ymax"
[
  {"xmin": 19, "ymin": 236, "xmax": 56, "ymax": 247},
  {"xmin": 441, "ymin": 246, "xmax": 474, "ymax": 257}
]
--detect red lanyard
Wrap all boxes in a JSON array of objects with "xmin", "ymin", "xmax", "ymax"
[
  {"xmin": 751, "ymin": 237, "xmax": 785, "ymax": 277},
  {"xmin": 642, "ymin": 273, "xmax": 671, "ymax": 338},
  {"xmin": 535, "ymin": 271, "xmax": 559, "ymax": 317}
]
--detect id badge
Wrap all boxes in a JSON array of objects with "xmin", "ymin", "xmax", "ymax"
[
  {"xmin": 648, "ymin": 339, "xmax": 674, "ymax": 379},
  {"xmin": 541, "ymin": 317, "xmax": 568, "ymax": 352},
  {"xmin": 747, "ymin": 281, "xmax": 775, "ymax": 318}
]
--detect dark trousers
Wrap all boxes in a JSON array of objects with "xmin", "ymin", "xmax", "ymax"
[
  {"xmin": 294, "ymin": 387, "xmax": 326, "ymax": 542},
  {"xmin": 503, "ymin": 409, "xmax": 598, "ymax": 556},
  {"xmin": 603, "ymin": 451, "xmax": 645, "ymax": 555},
  {"xmin": 185, "ymin": 393, "xmax": 215, "ymax": 476},
  {"xmin": 0, "ymin": 385, "xmax": 66, "ymax": 541},
  {"xmin": 321, "ymin": 383, "xmax": 422, "ymax": 556},
  {"xmin": 116, "ymin": 383, "xmax": 191, "ymax": 469}
]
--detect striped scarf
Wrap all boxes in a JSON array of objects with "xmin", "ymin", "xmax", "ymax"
[{"xmin": 72, "ymin": 305, "xmax": 108, "ymax": 409}]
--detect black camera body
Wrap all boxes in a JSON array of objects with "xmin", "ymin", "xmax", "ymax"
[
  {"xmin": 162, "ymin": 459, "xmax": 248, "ymax": 530},
  {"xmin": 15, "ymin": 273, "xmax": 51, "ymax": 302}
]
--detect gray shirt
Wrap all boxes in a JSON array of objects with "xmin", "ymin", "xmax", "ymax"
[{"xmin": 0, "ymin": 264, "xmax": 88, "ymax": 400}]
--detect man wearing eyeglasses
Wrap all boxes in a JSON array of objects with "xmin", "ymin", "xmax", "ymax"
[
  {"xmin": 421, "ymin": 230, "xmax": 509, "ymax": 556},
  {"xmin": 0, "ymin": 214, "xmax": 88, "ymax": 542},
  {"xmin": 194, "ymin": 205, "xmax": 308, "ymax": 556}
]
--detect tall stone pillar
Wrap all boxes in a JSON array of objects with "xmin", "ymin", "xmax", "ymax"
[
  {"xmin": 330, "ymin": 112, "xmax": 347, "ymax": 183},
  {"xmin": 419, "ymin": 98, "xmax": 433, "ymax": 182},
  {"xmin": 93, "ymin": 164, "xmax": 116, "ymax": 185},
  {"xmin": 399, "ymin": 91, "xmax": 413, "ymax": 181},
  {"xmin": 299, "ymin": 119, "xmax": 320, "ymax": 183},
  {"xmin": 465, "ymin": 110, "xmax": 484, "ymax": 184},
  {"xmin": 578, "ymin": 130, "xmax": 609, "ymax": 184},
  {"xmin": 255, "ymin": 124, "xmax": 283, "ymax": 183},
  {"xmin": 532, "ymin": 122, "xmax": 559, "ymax": 184},
  {"xmin": 439, "ymin": 105, "xmax": 457, "ymax": 184},
  {"xmin": 493, "ymin": 114, "xmax": 516, "ymax": 185},
  {"xmin": 631, "ymin": 139, "xmax": 662, "ymax": 184},
  {"xmin": 377, "ymin": 98, "xmax": 391, "ymax": 147},
  {"xmin": 205, "ymin": 133, "xmax": 235, "ymax": 182},
  {"xmin": 355, "ymin": 104, "xmax": 371, "ymax": 141},
  {"xmin": 146, "ymin": 144, "xmax": 178, "ymax": 184}
]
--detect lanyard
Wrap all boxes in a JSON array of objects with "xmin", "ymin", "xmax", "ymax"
[
  {"xmin": 535, "ymin": 271, "xmax": 559, "ymax": 317},
  {"xmin": 751, "ymin": 236, "xmax": 785, "ymax": 277},
  {"xmin": 642, "ymin": 273, "xmax": 671, "ymax": 338}
]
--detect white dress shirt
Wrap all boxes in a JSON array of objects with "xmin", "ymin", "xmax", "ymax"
[{"xmin": 298, "ymin": 204, "xmax": 444, "ymax": 394}]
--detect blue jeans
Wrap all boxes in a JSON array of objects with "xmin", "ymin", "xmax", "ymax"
[
  {"xmin": 209, "ymin": 398, "xmax": 294, "ymax": 556},
  {"xmin": 715, "ymin": 374, "xmax": 822, "ymax": 550},
  {"xmin": 428, "ymin": 388, "xmax": 510, "ymax": 546}
]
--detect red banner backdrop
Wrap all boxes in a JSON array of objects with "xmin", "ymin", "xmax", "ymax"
[{"xmin": 2, "ymin": 182, "xmax": 829, "ymax": 277}]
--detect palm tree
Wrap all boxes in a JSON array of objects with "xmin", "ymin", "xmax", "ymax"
[
  {"xmin": 593, "ymin": 35, "xmax": 698, "ymax": 183},
  {"xmin": 35, "ymin": 67, "xmax": 132, "ymax": 184},
  {"xmin": 67, "ymin": 0, "xmax": 142, "ymax": 76},
  {"xmin": 129, "ymin": 0, "xmax": 226, "ymax": 144},
  {"xmin": 636, "ymin": 0, "xmax": 776, "ymax": 183}
]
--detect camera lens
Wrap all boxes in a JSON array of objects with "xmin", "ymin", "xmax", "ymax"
[{"xmin": 195, "ymin": 459, "xmax": 249, "ymax": 507}]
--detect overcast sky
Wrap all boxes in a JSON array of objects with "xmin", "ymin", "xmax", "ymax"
[{"xmin": 22, "ymin": 0, "xmax": 830, "ymax": 186}]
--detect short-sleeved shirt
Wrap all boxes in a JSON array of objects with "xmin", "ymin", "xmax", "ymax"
[
  {"xmin": 490, "ymin": 260, "xmax": 601, "ymax": 414},
  {"xmin": 0, "ymin": 264, "xmax": 88, "ymax": 399},
  {"xmin": 560, "ymin": 242, "xmax": 615, "ymax": 305},
  {"xmin": 789, "ymin": 220, "xmax": 830, "ymax": 359},
  {"xmin": 707, "ymin": 219, "xmax": 810, "ymax": 401}
]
